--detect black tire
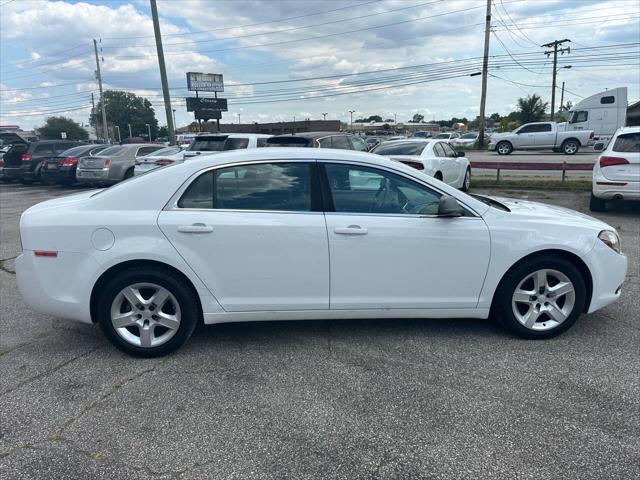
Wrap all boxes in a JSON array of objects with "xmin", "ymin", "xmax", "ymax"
[
  {"xmin": 97, "ymin": 267, "xmax": 199, "ymax": 357},
  {"xmin": 461, "ymin": 167, "xmax": 471, "ymax": 192},
  {"xmin": 19, "ymin": 177, "xmax": 33, "ymax": 185},
  {"xmin": 434, "ymin": 171, "xmax": 443, "ymax": 181},
  {"xmin": 494, "ymin": 255, "xmax": 586, "ymax": 340},
  {"xmin": 552, "ymin": 147, "xmax": 561, "ymax": 153},
  {"xmin": 589, "ymin": 192, "xmax": 606, "ymax": 212},
  {"xmin": 562, "ymin": 139, "xmax": 579, "ymax": 155},
  {"xmin": 496, "ymin": 141, "xmax": 512, "ymax": 155},
  {"xmin": 123, "ymin": 168, "xmax": 134, "ymax": 180}
]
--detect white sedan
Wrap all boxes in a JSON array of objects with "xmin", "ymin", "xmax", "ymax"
[
  {"xmin": 17, "ymin": 148, "xmax": 626, "ymax": 356},
  {"xmin": 372, "ymin": 139, "xmax": 471, "ymax": 191},
  {"xmin": 133, "ymin": 145, "xmax": 186, "ymax": 176}
]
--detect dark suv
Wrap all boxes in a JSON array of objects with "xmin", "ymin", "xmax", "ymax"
[
  {"xmin": 265, "ymin": 132, "xmax": 368, "ymax": 151},
  {"xmin": 3, "ymin": 140, "xmax": 85, "ymax": 183}
]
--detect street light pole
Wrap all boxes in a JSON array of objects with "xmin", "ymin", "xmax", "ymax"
[
  {"xmin": 172, "ymin": 109, "xmax": 176, "ymax": 130},
  {"xmin": 322, "ymin": 113, "xmax": 327, "ymax": 120},
  {"xmin": 150, "ymin": 0, "xmax": 176, "ymax": 145},
  {"xmin": 128, "ymin": 123, "xmax": 132, "ymax": 138},
  {"xmin": 115, "ymin": 125, "xmax": 121, "ymax": 143},
  {"xmin": 348, "ymin": 110, "xmax": 355, "ymax": 131},
  {"xmin": 237, "ymin": 113, "xmax": 241, "ymax": 124},
  {"xmin": 146, "ymin": 123, "xmax": 151, "ymax": 141}
]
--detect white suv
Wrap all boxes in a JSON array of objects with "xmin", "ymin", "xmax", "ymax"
[
  {"xmin": 183, "ymin": 133, "xmax": 272, "ymax": 159},
  {"xmin": 590, "ymin": 126, "xmax": 640, "ymax": 211}
]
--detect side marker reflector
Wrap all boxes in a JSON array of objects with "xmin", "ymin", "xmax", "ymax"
[{"xmin": 34, "ymin": 251, "xmax": 58, "ymax": 257}]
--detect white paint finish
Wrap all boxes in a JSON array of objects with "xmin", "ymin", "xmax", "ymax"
[
  {"xmin": 91, "ymin": 228, "xmax": 115, "ymax": 251},
  {"xmin": 592, "ymin": 126, "xmax": 640, "ymax": 201},
  {"xmin": 489, "ymin": 122, "xmax": 593, "ymax": 152},
  {"xmin": 324, "ymin": 214, "xmax": 490, "ymax": 309},
  {"xmin": 158, "ymin": 210, "xmax": 330, "ymax": 311}
]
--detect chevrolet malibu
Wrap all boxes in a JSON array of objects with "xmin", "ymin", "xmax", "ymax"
[{"xmin": 16, "ymin": 149, "xmax": 627, "ymax": 357}]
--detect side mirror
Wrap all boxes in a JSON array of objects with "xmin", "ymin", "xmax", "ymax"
[
  {"xmin": 456, "ymin": 151, "xmax": 465, "ymax": 157},
  {"xmin": 593, "ymin": 142, "xmax": 605, "ymax": 152},
  {"xmin": 438, "ymin": 195, "xmax": 464, "ymax": 217}
]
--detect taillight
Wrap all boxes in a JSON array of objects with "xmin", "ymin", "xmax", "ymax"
[
  {"xmin": 34, "ymin": 250, "xmax": 58, "ymax": 258},
  {"xmin": 103, "ymin": 159, "xmax": 111, "ymax": 168},
  {"xmin": 600, "ymin": 156, "xmax": 629, "ymax": 168},
  {"xmin": 21, "ymin": 153, "xmax": 32, "ymax": 162},
  {"xmin": 59, "ymin": 157, "xmax": 78, "ymax": 166},
  {"xmin": 154, "ymin": 159, "xmax": 174, "ymax": 166},
  {"xmin": 0, "ymin": 159, "xmax": 4, "ymax": 167},
  {"xmin": 589, "ymin": 131, "xmax": 595, "ymax": 139}
]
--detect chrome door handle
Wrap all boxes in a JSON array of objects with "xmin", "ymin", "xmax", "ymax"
[
  {"xmin": 334, "ymin": 225, "xmax": 368, "ymax": 235},
  {"xmin": 178, "ymin": 223, "xmax": 213, "ymax": 233}
]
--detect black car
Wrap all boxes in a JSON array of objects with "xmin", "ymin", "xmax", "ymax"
[
  {"xmin": 265, "ymin": 132, "xmax": 368, "ymax": 151},
  {"xmin": 41, "ymin": 144, "xmax": 108, "ymax": 186},
  {"xmin": 3, "ymin": 140, "xmax": 85, "ymax": 183}
]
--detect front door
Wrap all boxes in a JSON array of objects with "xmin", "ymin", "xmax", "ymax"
[
  {"xmin": 158, "ymin": 161, "xmax": 329, "ymax": 312},
  {"xmin": 321, "ymin": 162, "xmax": 490, "ymax": 310}
]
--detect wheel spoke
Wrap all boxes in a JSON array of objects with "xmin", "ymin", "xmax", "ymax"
[
  {"xmin": 513, "ymin": 290, "xmax": 533, "ymax": 304},
  {"xmin": 156, "ymin": 312, "xmax": 179, "ymax": 330},
  {"xmin": 139, "ymin": 323, "xmax": 153, "ymax": 348},
  {"xmin": 549, "ymin": 281, "xmax": 573, "ymax": 298},
  {"xmin": 534, "ymin": 270, "xmax": 547, "ymax": 292},
  {"xmin": 522, "ymin": 307, "xmax": 541, "ymax": 328},
  {"xmin": 122, "ymin": 287, "xmax": 146, "ymax": 307},
  {"xmin": 546, "ymin": 304, "xmax": 568, "ymax": 323},
  {"xmin": 112, "ymin": 312, "xmax": 138, "ymax": 329},
  {"xmin": 150, "ymin": 288, "xmax": 170, "ymax": 310}
]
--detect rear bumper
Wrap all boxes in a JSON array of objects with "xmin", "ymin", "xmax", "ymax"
[
  {"xmin": 76, "ymin": 168, "xmax": 112, "ymax": 184},
  {"xmin": 41, "ymin": 165, "xmax": 77, "ymax": 184},
  {"xmin": 15, "ymin": 250, "xmax": 100, "ymax": 324},
  {"xmin": 592, "ymin": 166, "xmax": 640, "ymax": 200}
]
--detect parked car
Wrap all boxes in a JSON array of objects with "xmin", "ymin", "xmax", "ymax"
[
  {"xmin": 134, "ymin": 145, "xmax": 186, "ymax": 176},
  {"xmin": 435, "ymin": 132, "xmax": 460, "ymax": 140},
  {"xmin": 452, "ymin": 132, "xmax": 479, "ymax": 148},
  {"xmin": 489, "ymin": 122, "xmax": 594, "ymax": 155},
  {"xmin": 16, "ymin": 148, "xmax": 627, "ymax": 356},
  {"xmin": 41, "ymin": 144, "xmax": 109, "ymax": 186},
  {"xmin": 183, "ymin": 133, "xmax": 272, "ymax": 159},
  {"xmin": 3, "ymin": 140, "xmax": 85, "ymax": 183},
  {"xmin": 76, "ymin": 143, "xmax": 165, "ymax": 185},
  {"xmin": 265, "ymin": 132, "xmax": 368, "ymax": 151},
  {"xmin": 372, "ymin": 139, "xmax": 471, "ymax": 191},
  {"xmin": 590, "ymin": 126, "xmax": 640, "ymax": 211},
  {"xmin": 411, "ymin": 131, "xmax": 434, "ymax": 139},
  {"xmin": 364, "ymin": 136, "xmax": 383, "ymax": 151},
  {"xmin": 386, "ymin": 135, "xmax": 407, "ymax": 141}
]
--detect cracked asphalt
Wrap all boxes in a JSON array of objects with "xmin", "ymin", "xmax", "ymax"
[{"xmin": 0, "ymin": 182, "xmax": 638, "ymax": 480}]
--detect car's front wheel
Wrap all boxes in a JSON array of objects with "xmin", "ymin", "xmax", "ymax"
[
  {"xmin": 495, "ymin": 255, "xmax": 586, "ymax": 339},
  {"xmin": 97, "ymin": 267, "xmax": 199, "ymax": 357},
  {"xmin": 496, "ymin": 141, "xmax": 512, "ymax": 155}
]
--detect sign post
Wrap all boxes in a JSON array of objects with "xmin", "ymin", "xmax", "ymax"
[{"xmin": 186, "ymin": 73, "xmax": 226, "ymax": 133}]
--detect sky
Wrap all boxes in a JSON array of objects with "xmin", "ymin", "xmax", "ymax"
[{"xmin": 1, "ymin": 0, "xmax": 639, "ymax": 131}]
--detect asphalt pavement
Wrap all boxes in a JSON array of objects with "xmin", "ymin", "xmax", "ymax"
[{"xmin": 0, "ymin": 182, "xmax": 638, "ymax": 480}]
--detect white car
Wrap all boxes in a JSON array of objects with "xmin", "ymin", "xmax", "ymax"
[
  {"xmin": 16, "ymin": 148, "xmax": 626, "ymax": 356},
  {"xmin": 434, "ymin": 132, "xmax": 460, "ymax": 140},
  {"xmin": 372, "ymin": 139, "xmax": 471, "ymax": 191},
  {"xmin": 133, "ymin": 145, "xmax": 186, "ymax": 176},
  {"xmin": 590, "ymin": 126, "xmax": 640, "ymax": 211},
  {"xmin": 183, "ymin": 133, "xmax": 272, "ymax": 160},
  {"xmin": 452, "ymin": 132, "xmax": 479, "ymax": 148}
]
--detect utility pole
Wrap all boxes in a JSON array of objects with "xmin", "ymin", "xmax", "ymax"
[
  {"xmin": 477, "ymin": 0, "xmax": 491, "ymax": 148},
  {"xmin": 93, "ymin": 39, "xmax": 109, "ymax": 143},
  {"xmin": 559, "ymin": 81, "xmax": 565, "ymax": 113},
  {"xmin": 150, "ymin": 0, "xmax": 176, "ymax": 145},
  {"xmin": 542, "ymin": 38, "xmax": 571, "ymax": 121},
  {"xmin": 349, "ymin": 110, "xmax": 355, "ymax": 131},
  {"xmin": 172, "ymin": 109, "xmax": 177, "ymax": 130},
  {"xmin": 237, "ymin": 113, "xmax": 241, "ymax": 124},
  {"xmin": 322, "ymin": 113, "xmax": 327, "ymax": 121},
  {"xmin": 146, "ymin": 123, "xmax": 152, "ymax": 141}
]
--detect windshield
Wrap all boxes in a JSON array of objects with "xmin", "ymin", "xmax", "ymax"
[
  {"xmin": 435, "ymin": 133, "xmax": 450, "ymax": 139},
  {"xmin": 99, "ymin": 146, "xmax": 126, "ymax": 156},
  {"xmin": 460, "ymin": 133, "xmax": 477, "ymax": 139},
  {"xmin": 59, "ymin": 145, "xmax": 90, "ymax": 157},
  {"xmin": 372, "ymin": 141, "xmax": 428, "ymax": 156},
  {"xmin": 142, "ymin": 146, "xmax": 181, "ymax": 157}
]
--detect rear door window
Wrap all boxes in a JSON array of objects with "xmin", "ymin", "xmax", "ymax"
[
  {"xmin": 612, "ymin": 132, "xmax": 640, "ymax": 153},
  {"xmin": 137, "ymin": 146, "xmax": 161, "ymax": 157},
  {"xmin": 372, "ymin": 141, "xmax": 427, "ymax": 156},
  {"xmin": 330, "ymin": 136, "xmax": 352, "ymax": 150},
  {"xmin": 433, "ymin": 143, "xmax": 447, "ymax": 157},
  {"xmin": 441, "ymin": 143, "xmax": 458, "ymax": 157},
  {"xmin": 224, "ymin": 138, "xmax": 249, "ymax": 150},
  {"xmin": 33, "ymin": 144, "xmax": 55, "ymax": 155},
  {"xmin": 318, "ymin": 137, "xmax": 332, "ymax": 148}
]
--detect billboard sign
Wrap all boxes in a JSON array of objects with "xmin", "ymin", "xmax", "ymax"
[
  {"xmin": 195, "ymin": 109, "xmax": 222, "ymax": 121},
  {"xmin": 186, "ymin": 72, "xmax": 224, "ymax": 92},
  {"xmin": 186, "ymin": 97, "xmax": 228, "ymax": 112}
]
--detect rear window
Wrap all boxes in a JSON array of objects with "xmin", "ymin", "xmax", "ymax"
[
  {"xmin": 142, "ymin": 146, "xmax": 181, "ymax": 157},
  {"xmin": 460, "ymin": 133, "xmax": 477, "ymax": 139},
  {"xmin": 190, "ymin": 137, "xmax": 227, "ymax": 151},
  {"xmin": 265, "ymin": 137, "xmax": 313, "ymax": 147},
  {"xmin": 224, "ymin": 138, "xmax": 249, "ymax": 150},
  {"xmin": 99, "ymin": 146, "xmax": 126, "ymax": 156},
  {"xmin": 435, "ymin": 133, "xmax": 450, "ymax": 139},
  {"xmin": 612, "ymin": 132, "xmax": 640, "ymax": 153},
  {"xmin": 59, "ymin": 145, "xmax": 91, "ymax": 157},
  {"xmin": 33, "ymin": 144, "xmax": 55, "ymax": 155},
  {"xmin": 372, "ymin": 141, "xmax": 428, "ymax": 156}
]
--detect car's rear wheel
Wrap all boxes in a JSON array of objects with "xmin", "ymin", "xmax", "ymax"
[
  {"xmin": 97, "ymin": 267, "xmax": 199, "ymax": 357},
  {"xmin": 589, "ymin": 192, "xmax": 606, "ymax": 212},
  {"xmin": 434, "ymin": 171, "xmax": 443, "ymax": 181},
  {"xmin": 495, "ymin": 255, "xmax": 586, "ymax": 339},
  {"xmin": 461, "ymin": 167, "xmax": 471, "ymax": 192},
  {"xmin": 496, "ymin": 141, "xmax": 512, "ymax": 155},
  {"xmin": 562, "ymin": 140, "xmax": 579, "ymax": 155}
]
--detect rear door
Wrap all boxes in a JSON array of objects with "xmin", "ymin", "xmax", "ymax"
[
  {"xmin": 440, "ymin": 142, "xmax": 464, "ymax": 185},
  {"xmin": 158, "ymin": 161, "xmax": 330, "ymax": 312},
  {"xmin": 534, "ymin": 123, "xmax": 556, "ymax": 147}
]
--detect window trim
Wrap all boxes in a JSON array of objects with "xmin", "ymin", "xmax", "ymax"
[{"xmin": 167, "ymin": 159, "xmax": 323, "ymax": 214}]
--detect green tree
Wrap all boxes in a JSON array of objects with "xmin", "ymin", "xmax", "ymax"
[
  {"xmin": 157, "ymin": 126, "xmax": 168, "ymax": 138},
  {"xmin": 489, "ymin": 113, "xmax": 501, "ymax": 123},
  {"xmin": 92, "ymin": 90, "xmax": 158, "ymax": 140},
  {"xmin": 516, "ymin": 94, "xmax": 548, "ymax": 123},
  {"xmin": 409, "ymin": 113, "xmax": 424, "ymax": 123},
  {"xmin": 38, "ymin": 116, "xmax": 88, "ymax": 141},
  {"xmin": 384, "ymin": 118, "xmax": 394, "ymax": 123}
]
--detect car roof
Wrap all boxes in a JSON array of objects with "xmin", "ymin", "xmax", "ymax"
[
  {"xmin": 270, "ymin": 132, "xmax": 348, "ymax": 139},
  {"xmin": 616, "ymin": 126, "xmax": 640, "ymax": 134},
  {"xmin": 194, "ymin": 133, "xmax": 272, "ymax": 138}
]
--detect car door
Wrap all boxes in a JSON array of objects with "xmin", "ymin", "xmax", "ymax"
[
  {"xmin": 432, "ymin": 142, "xmax": 448, "ymax": 178},
  {"xmin": 158, "ymin": 161, "xmax": 330, "ymax": 312},
  {"xmin": 320, "ymin": 161, "xmax": 490, "ymax": 310},
  {"xmin": 513, "ymin": 124, "xmax": 536, "ymax": 148},
  {"xmin": 534, "ymin": 123, "xmax": 555, "ymax": 147},
  {"xmin": 440, "ymin": 142, "xmax": 463, "ymax": 185}
]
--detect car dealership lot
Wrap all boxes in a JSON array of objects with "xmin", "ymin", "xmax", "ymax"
[{"xmin": 1, "ymin": 183, "xmax": 638, "ymax": 479}]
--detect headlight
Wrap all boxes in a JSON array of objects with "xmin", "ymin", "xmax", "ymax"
[{"xmin": 598, "ymin": 230, "xmax": 621, "ymax": 253}]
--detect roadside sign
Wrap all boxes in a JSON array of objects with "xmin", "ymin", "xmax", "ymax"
[
  {"xmin": 195, "ymin": 109, "xmax": 222, "ymax": 121},
  {"xmin": 60, "ymin": 132, "xmax": 67, "ymax": 139},
  {"xmin": 186, "ymin": 72, "xmax": 224, "ymax": 92},
  {"xmin": 186, "ymin": 97, "xmax": 228, "ymax": 112}
]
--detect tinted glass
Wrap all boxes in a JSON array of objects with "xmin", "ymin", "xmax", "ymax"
[
  {"xmin": 257, "ymin": 138, "xmax": 269, "ymax": 147},
  {"xmin": 372, "ymin": 141, "xmax": 427, "ymax": 156},
  {"xmin": 518, "ymin": 125, "xmax": 537, "ymax": 133},
  {"xmin": 265, "ymin": 137, "xmax": 312, "ymax": 147},
  {"xmin": 59, "ymin": 145, "xmax": 92, "ymax": 157},
  {"xmin": 137, "ymin": 146, "xmax": 161, "ymax": 156},
  {"xmin": 324, "ymin": 164, "xmax": 441, "ymax": 215},
  {"xmin": 433, "ymin": 143, "xmax": 446, "ymax": 157},
  {"xmin": 350, "ymin": 136, "xmax": 368, "ymax": 152},
  {"xmin": 538, "ymin": 124, "xmax": 552, "ymax": 132},
  {"xmin": 143, "ymin": 146, "xmax": 181, "ymax": 157},
  {"xmin": 330, "ymin": 136, "xmax": 351, "ymax": 150},
  {"xmin": 601, "ymin": 96, "xmax": 615, "ymax": 104},
  {"xmin": 435, "ymin": 133, "xmax": 449, "ymax": 139},
  {"xmin": 460, "ymin": 133, "xmax": 477, "ymax": 139},
  {"xmin": 177, "ymin": 171, "xmax": 214, "ymax": 208},
  {"xmin": 89, "ymin": 146, "xmax": 108, "ymax": 156},
  {"xmin": 318, "ymin": 137, "xmax": 332, "ymax": 148},
  {"xmin": 441, "ymin": 143, "xmax": 457, "ymax": 157},
  {"xmin": 190, "ymin": 137, "xmax": 226, "ymax": 151},
  {"xmin": 570, "ymin": 111, "xmax": 588, "ymax": 123},
  {"xmin": 99, "ymin": 146, "xmax": 126, "ymax": 156},
  {"xmin": 612, "ymin": 132, "xmax": 640, "ymax": 153},
  {"xmin": 224, "ymin": 138, "xmax": 249, "ymax": 150},
  {"xmin": 33, "ymin": 144, "xmax": 55, "ymax": 155}
]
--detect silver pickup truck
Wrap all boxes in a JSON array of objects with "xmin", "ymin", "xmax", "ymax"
[{"xmin": 489, "ymin": 122, "xmax": 594, "ymax": 155}]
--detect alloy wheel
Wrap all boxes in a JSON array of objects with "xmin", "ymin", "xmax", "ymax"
[
  {"xmin": 511, "ymin": 269, "xmax": 576, "ymax": 331},
  {"xmin": 497, "ymin": 143, "xmax": 511, "ymax": 154},
  {"xmin": 110, "ymin": 283, "xmax": 181, "ymax": 348},
  {"xmin": 564, "ymin": 142, "xmax": 578, "ymax": 154}
]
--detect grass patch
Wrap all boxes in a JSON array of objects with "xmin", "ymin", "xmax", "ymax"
[{"xmin": 471, "ymin": 178, "xmax": 591, "ymax": 191}]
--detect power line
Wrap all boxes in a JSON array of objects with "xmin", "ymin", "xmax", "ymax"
[{"xmin": 498, "ymin": 0, "xmax": 539, "ymax": 46}]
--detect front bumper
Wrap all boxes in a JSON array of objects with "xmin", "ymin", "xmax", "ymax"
[
  {"xmin": 582, "ymin": 239, "xmax": 628, "ymax": 313},
  {"xmin": 16, "ymin": 250, "xmax": 102, "ymax": 324}
]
